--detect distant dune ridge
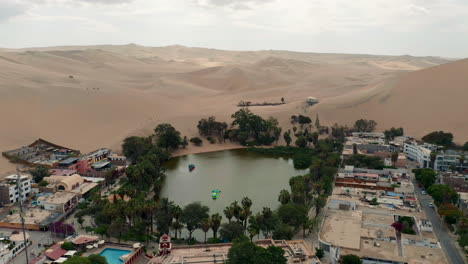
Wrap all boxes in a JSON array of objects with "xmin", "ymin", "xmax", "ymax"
[{"xmin": 0, "ymin": 44, "xmax": 465, "ymax": 174}]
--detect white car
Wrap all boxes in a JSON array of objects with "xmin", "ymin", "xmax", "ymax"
[
  {"xmin": 421, "ymin": 191, "xmax": 426, "ymax": 195},
  {"xmin": 429, "ymin": 203, "xmax": 434, "ymax": 208}
]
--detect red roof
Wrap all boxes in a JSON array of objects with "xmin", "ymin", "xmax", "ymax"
[
  {"xmin": 45, "ymin": 244, "xmax": 67, "ymax": 260},
  {"xmin": 72, "ymin": 235, "xmax": 98, "ymax": 245}
]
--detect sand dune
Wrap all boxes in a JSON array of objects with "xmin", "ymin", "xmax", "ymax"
[{"xmin": 0, "ymin": 44, "xmax": 464, "ymax": 175}]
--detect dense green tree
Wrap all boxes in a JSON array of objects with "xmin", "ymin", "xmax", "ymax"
[
  {"xmin": 108, "ymin": 217, "xmax": 128, "ymax": 243},
  {"xmin": 297, "ymin": 115, "xmax": 312, "ymax": 125},
  {"xmin": 283, "ymin": 131, "xmax": 292, "ymax": 146},
  {"xmin": 438, "ymin": 203, "xmax": 463, "ymax": 225},
  {"xmin": 344, "ymin": 154, "xmax": 384, "ymax": 169},
  {"xmin": 277, "ymin": 203, "xmax": 308, "ymax": 229},
  {"xmin": 220, "ymin": 222, "xmax": 244, "ymax": 241},
  {"xmin": 227, "ymin": 236, "xmax": 286, "ymax": 264},
  {"xmin": 353, "ymin": 119, "xmax": 377, "ymax": 132},
  {"xmin": 427, "ymin": 184, "xmax": 459, "ymax": 205},
  {"xmin": 384, "ymin": 127, "xmax": 404, "ymax": 141},
  {"xmin": 154, "ymin": 123, "xmax": 182, "ymax": 150},
  {"xmin": 463, "ymin": 142, "xmax": 468, "ymax": 151},
  {"xmin": 278, "ymin": 189, "xmax": 291, "ymax": 204},
  {"xmin": 315, "ymin": 248, "xmax": 324, "ymax": 259},
  {"xmin": 61, "ymin": 241, "xmax": 75, "ymax": 250},
  {"xmin": 29, "ymin": 165, "xmax": 51, "ymax": 183},
  {"xmin": 422, "ymin": 131, "xmax": 453, "ymax": 147},
  {"xmin": 413, "ymin": 168, "xmax": 437, "ymax": 189},
  {"xmin": 229, "ymin": 108, "xmax": 281, "ymax": 145},
  {"xmin": 210, "ymin": 213, "xmax": 222, "ymax": 239},
  {"xmin": 88, "ymin": 255, "xmax": 108, "ymax": 264},
  {"xmin": 295, "ymin": 136, "xmax": 307, "ymax": 148},
  {"xmin": 189, "ymin": 137, "xmax": 203, "ymax": 146},
  {"xmin": 155, "ymin": 198, "xmax": 174, "ymax": 235},
  {"xmin": 122, "ymin": 136, "xmax": 153, "ymax": 161},
  {"xmin": 181, "ymin": 202, "xmax": 210, "ymax": 240},
  {"xmin": 197, "ymin": 116, "xmax": 228, "ymax": 138},
  {"xmin": 94, "ymin": 225, "xmax": 108, "ymax": 239},
  {"xmin": 340, "ymin": 254, "xmax": 362, "ymax": 264},
  {"xmin": 272, "ymin": 223, "xmax": 294, "ymax": 240}
]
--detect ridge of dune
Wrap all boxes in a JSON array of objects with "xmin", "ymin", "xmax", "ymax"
[{"xmin": 0, "ymin": 44, "xmax": 464, "ymax": 175}]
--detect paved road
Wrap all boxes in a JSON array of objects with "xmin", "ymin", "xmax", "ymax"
[{"xmin": 411, "ymin": 177, "xmax": 465, "ymax": 264}]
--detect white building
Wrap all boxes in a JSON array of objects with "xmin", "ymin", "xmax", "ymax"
[
  {"xmin": 0, "ymin": 232, "xmax": 30, "ymax": 264},
  {"xmin": 37, "ymin": 192, "xmax": 78, "ymax": 213},
  {"xmin": 0, "ymin": 175, "xmax": 32, "ymax": 206},
  {"xmin": 434, "ymin": 150, "xmax": 468, "ymax": 171},
  {"xmin": 403, "ymin": 141, "xmax": 436, "ymax": 168}
]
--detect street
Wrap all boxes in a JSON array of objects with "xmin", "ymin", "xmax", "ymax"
[
  {"xmin": 0, "ymin": 228, "xmax": 56, "ymax": 264},
  {"xmin": 411, "ymin": 177, "xmax": 466, "ymax": 264}
]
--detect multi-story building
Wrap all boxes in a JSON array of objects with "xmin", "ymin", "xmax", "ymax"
[
  {"xmin": 0, "ymin": 174, "xmax": 32, "ymax": 206},
  {"xmin": 434, "ymin": 150, "xmax": 468, "ymax": 171},
  {"xmin": 403, "ymin": 141, "xmax": 436, "ymax": 168},
  {"xmin": 0, "ymin": 232, "xmax": 30, "ymax": 263},
  {"xmin": 37, "ymin": 192, "xmax": 78, "ymax": 213}
]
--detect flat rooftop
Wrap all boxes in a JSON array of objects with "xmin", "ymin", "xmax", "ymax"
[
  {"xmin": 149, "ymin": 240, "xmax": 316, "ymax": 264},
  {"xmin": 1, "ymin": 207, "xmax": 61, "ymax": 225},
  {"xmin": 320, "ymin": 209, "xmax": 362, "ymax": 250},
  {"xmin": 39, "ymin": 192, "xmax": 76, "ymax": 204}
]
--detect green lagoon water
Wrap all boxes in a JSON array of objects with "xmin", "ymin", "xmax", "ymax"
[{"xmin": 161, "ymin": 149, "xmax": 307, "ymax": 240}]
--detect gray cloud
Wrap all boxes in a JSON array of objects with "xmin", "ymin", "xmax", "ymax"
[
  {"xmin": 191, "ymin": 0, "xmax": 274, "ymax": 9},
  {"xmin": 75, "ymin": 0, "xmax": 135, "ymax": 4},
  {"xmin": 0, "ymin": 1, "xmax": 28, "ymax": 21}
]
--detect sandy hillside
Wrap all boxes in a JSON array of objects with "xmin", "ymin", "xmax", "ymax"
[{"xmin": 0, "ymin": 44, "xmax": 464, "ymax": 175}]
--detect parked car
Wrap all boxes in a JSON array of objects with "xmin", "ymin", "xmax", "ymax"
[
  {"xmin": 429, "ymin": 202, "xmax": 434, "ymax": 208},
  {"xmin": 421, "ymin": 191, "xmax": 426, "ymax": 195}
]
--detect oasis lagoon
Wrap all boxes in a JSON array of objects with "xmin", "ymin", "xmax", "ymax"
[{"xmin": 161, "ymin": 149, "xmax": 307, "ymax": 239}]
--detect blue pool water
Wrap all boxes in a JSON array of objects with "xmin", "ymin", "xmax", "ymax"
[
  {"xmin": 31, "ymin": 201, "xmax": 38, "ymax": 206},
  {"xmin": 99, "ymin": 248, "xmax": 132, "ymax": 264}
]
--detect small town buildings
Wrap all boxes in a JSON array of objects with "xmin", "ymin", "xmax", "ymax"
[
  {"xmin": 458, "ymin": 192, "xmax": 468, "ymax": 216},
  {"xmin": 0, "ymin": 174, "xmax": 32, "ymax": 206},
  {"xmin": 0, "ymin": 206, "xmax": 63, "ymax": 230},
  {"xmin": 403, "ymin": 141, "xmax": 436, "ymax": 168},
  {"xmin": 318, "ymin": 189, "xmax": 447, "ymax": 264},
  {"xmin": 149, "ymin": 237, "xmax": 320, "ymax": 264},
  {"xmin": 351, "ymin": 132, "xmax": 386, "ymax": 145},
  {"xmin": 0, "ymin": 232, "xmax": 30, "ymax": 264},
  {"xmin": 37, "ymin": 192, "xmax": 78, "ymax": 213},
  {"xmin": 434, "ymin": 150, "xmax": 468, "ymax": 171},
  {"xmin": 1, "ymin": 139, "xmax": 80, "ymax": 167}
]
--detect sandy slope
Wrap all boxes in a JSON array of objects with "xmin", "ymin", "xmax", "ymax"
[{"xmin": 0, "ymin": 44, "xmax": 464, "ymax": 175}]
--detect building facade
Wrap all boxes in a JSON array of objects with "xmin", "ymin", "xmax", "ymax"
[
  {"xmin": 434, "ymin": 150, "xmax": 468, "ymax": 171},
  {"xmin": 403, "ymin": 142, "xmax": 434, "ymax": 168},
  {"xmin": 0, "ymin": 175, "xmax": 32, "ymax": 206}
]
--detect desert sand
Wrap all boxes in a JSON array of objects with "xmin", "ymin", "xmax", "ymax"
[{"xmin": 0, "ymin": 44, "xmax": 465, "ymax": 175}]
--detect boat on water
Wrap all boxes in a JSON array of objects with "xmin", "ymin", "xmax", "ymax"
[
  {"xmin": 212, "ymin": 190, "xmax": 220, "ymax": 200},
  {"xmin": 188, "ymin": 164, "xmax": 195, "ymax": 172}
]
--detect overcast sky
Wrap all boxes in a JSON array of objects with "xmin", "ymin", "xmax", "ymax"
[{"xmin": 1, "ymin": 0, "xmax": 467, "ymax": 57}]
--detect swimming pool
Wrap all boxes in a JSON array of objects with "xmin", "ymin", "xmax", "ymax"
[{"xmin": 99, "ymin": 248, "xmax": 132, "ymax": 264}]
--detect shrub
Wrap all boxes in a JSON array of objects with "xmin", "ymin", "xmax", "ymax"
[
  {"xmin": 190, "ymin": 137, "xmax": 203, "ymax": 146},
  {"xmin": 61, "ymin": 241, "xmax": 75, "ymax": 250},
  {"xmin": 206, "ymin": 136, "xmax": 216, "ymax": 144},
  {"xmin": 315, "ymin": 248, "xmax": 324, "ymax": 259}
]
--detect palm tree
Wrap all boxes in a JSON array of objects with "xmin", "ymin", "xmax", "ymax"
[
  {"xmin": 231, "ymin": 201, "xmax": 242, "ymax": 222},
  {"xmin": 223, "ymin": 206, "xmax": 234, "ymax": 223},
  {"xmin": 171, "ymin": 205, "xmax": 182, "ymax": 239},
  {"xmin": 210, "ymin": 213, "xmax": 222, "ymax": 240},
  {"xmin": 201, "ymin": 218, "xmax": 211, "ymax": 243},
  {"xmin": 240, "ymin": 208, "xmax": 252, "ymax": 231},
  {"xmin": 248, "ymin": 224, "xmax": 258, "ymax": 242},
  {"xmin": 278, "ymin": 189, "xmax": 290, "ymax": 204}
]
